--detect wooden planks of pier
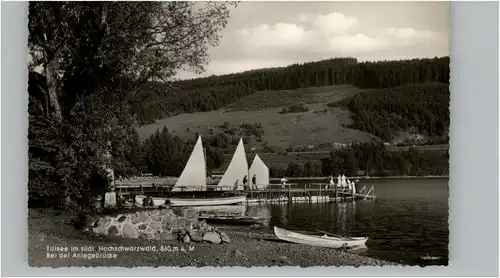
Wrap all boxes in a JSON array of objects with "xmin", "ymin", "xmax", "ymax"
[
  {"xmin": 115, "ymin": 179, "xmax": 377, "ymax": 204},
  {"xmin": 245, "ymin": 183, "xmax": 376, "ymax": 204}
]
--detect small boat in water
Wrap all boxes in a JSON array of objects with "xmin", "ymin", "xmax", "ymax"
[
  {"xmin": 273, "ymin": 226, "xmax": 368, "ymax": 249},
  {"xmin": 198, "ymin": 215, "xmax": 265, "ymax": 225}
]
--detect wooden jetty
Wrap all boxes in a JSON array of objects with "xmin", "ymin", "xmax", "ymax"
[
  {"xmin": 245, "ymin": 183, "xmax": 376, "ymax": 204},
  {"xmin": 115, "ymin": 180, "xmax": 376, "ymax": 204}
]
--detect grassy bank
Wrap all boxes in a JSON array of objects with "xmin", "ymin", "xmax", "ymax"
[
  {"xmin": 136, "ymin": 85, "xmax": 375, "ymax": 149},
  {"xmin": 29, "ymin": 209, "xmax": 397, "ymax": 267}
]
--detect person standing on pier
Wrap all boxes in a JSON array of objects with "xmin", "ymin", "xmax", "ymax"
[
  {"xmin": 280, "ymin": 176, "xmax": 288, "ymax": 189},
  {"xmin": 252, "ymin": 174, "xmax": 257, "ymax": 189},
  {"xmin": 329, "ymin": 175, "xmax": 335, "ymax": 189},
  {"xmin": 243, "ymin": 175, "xmax": 248, "ymax": 187}
]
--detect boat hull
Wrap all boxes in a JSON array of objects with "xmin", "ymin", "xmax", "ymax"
[
  {"xmin": 198, "ymin": 215, "xmax": 265, "ymax": 225},
  {"xmin": 274, "ymin": 226, "xmax": 368, "ymax": 248},
  {"xmin": 135, "ymin": 195, "xmax": 167, "ymax": 207},
  {"xmin": 170, "ymin": 195, "xmax": 246, "ymax": 207},
  {"xmin": 135, "ymin": 194, "xmax": 247, "ymax": 207}
]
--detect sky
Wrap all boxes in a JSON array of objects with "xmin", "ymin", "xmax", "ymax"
[{"xmin": 176, "ymin": 1, "xmax": 450, "ymax": 80}]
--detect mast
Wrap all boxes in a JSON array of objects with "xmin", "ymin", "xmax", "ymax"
[{"xmin": 204, "ymin": 147, "xmax": 207, "ymax": 176}]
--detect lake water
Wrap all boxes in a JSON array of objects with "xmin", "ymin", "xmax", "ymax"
[{"xmin": 243, "ymin": 177, "xmax": 449, "ymax": 266}]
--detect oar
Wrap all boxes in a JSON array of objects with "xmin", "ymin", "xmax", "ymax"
[{"xmin": 316, "ymin": 229, "xmax": 351, "ymax": 239}]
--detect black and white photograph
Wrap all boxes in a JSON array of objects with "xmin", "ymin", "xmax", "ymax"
[{"xmin": 27, "ymin": 1, "xmax": 450, "ymax": 268}]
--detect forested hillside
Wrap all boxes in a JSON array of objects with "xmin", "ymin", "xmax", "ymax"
[
  {"xmin": 133, "ymin": 56, "xmax": 450, "ymax": 124},
  {"xmin": 332, "ymin": 83, "xmax": 450, "ymax": 144},
  {"xmin": 126, "ymin": 56, "xmax": 450, "ymax": 178}
]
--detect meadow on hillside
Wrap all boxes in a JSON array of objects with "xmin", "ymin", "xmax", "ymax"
[{"xmin": 136, "ymin": 85, "xmax": 375, "ymax": 149}]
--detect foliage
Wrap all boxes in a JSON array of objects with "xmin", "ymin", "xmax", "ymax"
[
  {"xmin": 28, "ymin": 2, "xmax": 235, "ymax": 209},
  {"xmin": 334, "ymin": 83, "xmax": 450, "ymax": 142},
  {"xmin": 268, "ymin": 142, "xmax": 450, "ymax": 178},
  {"xmin": 134, "ymin": 84, "xmax": 255, "ymax": 124},
  {"xmin": 239, "ymin": 122, "xmax": 264, "ymax": 138},
  {"xmin": 279, "ymin": 104, "xmax": 309, "ymax": 114},
  {"xmin": 138, "ymin": 127, "xmax": 225, "ymax": 176}
]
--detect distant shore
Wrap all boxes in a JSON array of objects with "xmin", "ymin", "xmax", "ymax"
[
  {"xmin": 28, "ymin": 209, "xmax": 398, "ymax": 267},
  {"xmin": 116, "ymin": 175, "xmax": 449, "ymax": 187},
  {"xmin": 270, "ymin": 175, "xmax": 450, "ymax": 181}
]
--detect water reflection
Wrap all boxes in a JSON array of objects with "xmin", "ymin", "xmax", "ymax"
[
  {"xmin": 242, "ymin": 177, "xmax": 449, "ymax": 266},
  {"xmin": 246, "ymin": 201, "xmax": 366, "ymax": 238}
]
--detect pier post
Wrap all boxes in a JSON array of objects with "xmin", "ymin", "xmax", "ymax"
[
  {"xmin": 319, "ymin": 184, "xmax": 322, "ymax": 203},
  {"xmin": 288, "ymin": 183, "xmax": 291, "ymax": 203}
]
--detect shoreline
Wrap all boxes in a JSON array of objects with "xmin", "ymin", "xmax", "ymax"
[
  {"xmin": 28, "ymin": 209, "xmax": 399, "ymax": 267},
  {"xmin": 116, "ymin": 175, "xmax": 449, "ymax": 187},
  {"xmin": 270, "ymin": 175, "xmax": 449, "ymax": 181}
]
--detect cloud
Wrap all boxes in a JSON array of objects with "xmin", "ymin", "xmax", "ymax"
[
  {"xmin": 176, "ymin": 7, "xmax": 449, "ymax": 79},
  {"xmin": 236, "ymin": 12, "xmax": 440, "ymax": 57},
  {"xmin": 329, "ymin": 34, "xmax": 388, "ymax": 54},
  {"xmin": 305, "ymin": 12, "xmax": 358, "ymax": 35},
  {"xmin": 238, "ymin": 23, "xmax": 311, "ymax": 49},
  {"xmin": 383, "ymin": 27, "xmax": 434, "ymax": 40}
]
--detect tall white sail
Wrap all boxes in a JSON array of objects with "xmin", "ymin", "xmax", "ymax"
[
  {"xmin": 249, "ymin": 154, "xmax": 269, "ymax": 189},
  {"xmin": 337, "ymin": 175, "xmax": 342, "ymax": 187},
  {"xmin": 172, "ymin": 136, "xmax": 206, "ymax": 192},
  {"xmin": 218, "ymin": 138, "xmax": 249, "ymax": 190}
]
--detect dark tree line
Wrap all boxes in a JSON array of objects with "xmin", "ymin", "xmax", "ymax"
[
  {"xmin": 117, "ymin": 128, "xmax": 448, "ymax": 179},
  {"xmin": 133, "ymin": 57, "xmax": 449, "ymax": 124},
  {"xmin": 320, "ymin": 142, "xmax": 449, "ymax": 176},
  {"xmin": 269, "ymin": 142, "xmax": 449, "ymax": 178},
  {"xmin": 116, "ymin": 127, "xmax": 226, "ymax": 178},
  {"xmin": 333, "ymin": 83, "xmax": 450, "ymax": 143},
  {"xmin": 132, "ymin": 83, "xmax": 255, "ymax": 124}
]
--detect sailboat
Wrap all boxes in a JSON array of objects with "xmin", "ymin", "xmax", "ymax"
[
  {"xmin": 217, "ymin": 138, "xmax": 249, "ymax": 191},
  {"xmin": 136, "ymin": 136, "xmax": 246, "ymax": 207},
  {"xmin": 248, "ymin": 154, "xmax": 270, "ymax": 189}
]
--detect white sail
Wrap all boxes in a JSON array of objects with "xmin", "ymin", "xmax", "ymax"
[
  {"xmin": 217, "ymin": 138, "xmax": 249, "ymax": 190},
  {"xmin": 172, "ymin": 136, "xmax": 206, "ymax": 192},
  {"xmin": 337, "ymin": 175, "xmax": 342, "ymax": 187},
  {"xmin": 249, "ymin": 154, "xmax": 269, "ymax": 189},
  {"xmin": 352, "ymin": 181, "xmax": 357, "ymax": 195}
]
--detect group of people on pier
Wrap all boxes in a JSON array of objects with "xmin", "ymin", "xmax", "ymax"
[
  {"xmin": 235, "ymin": 174, "xmax": 357, "ymax": 194},
  {"xmin": 328, "ymin": 175, "xmax": 357, "ymax": 193},
  {"xmin": 278, "ymin": 175, "xmax": 357, "ymax": 193},
  {"xmin": 236, "ymin": 174, "xmax": 258, "ymax": 190}
]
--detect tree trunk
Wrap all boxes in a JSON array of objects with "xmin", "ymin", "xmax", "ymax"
[{"xmin": 45, "ymin": 57, "xmax": 63, "ymax": 123}]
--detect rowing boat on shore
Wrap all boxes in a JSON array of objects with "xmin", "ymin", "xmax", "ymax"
[{"xmin": 273, "ymin": 226, "xmax": 368, "ymax": 248}]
